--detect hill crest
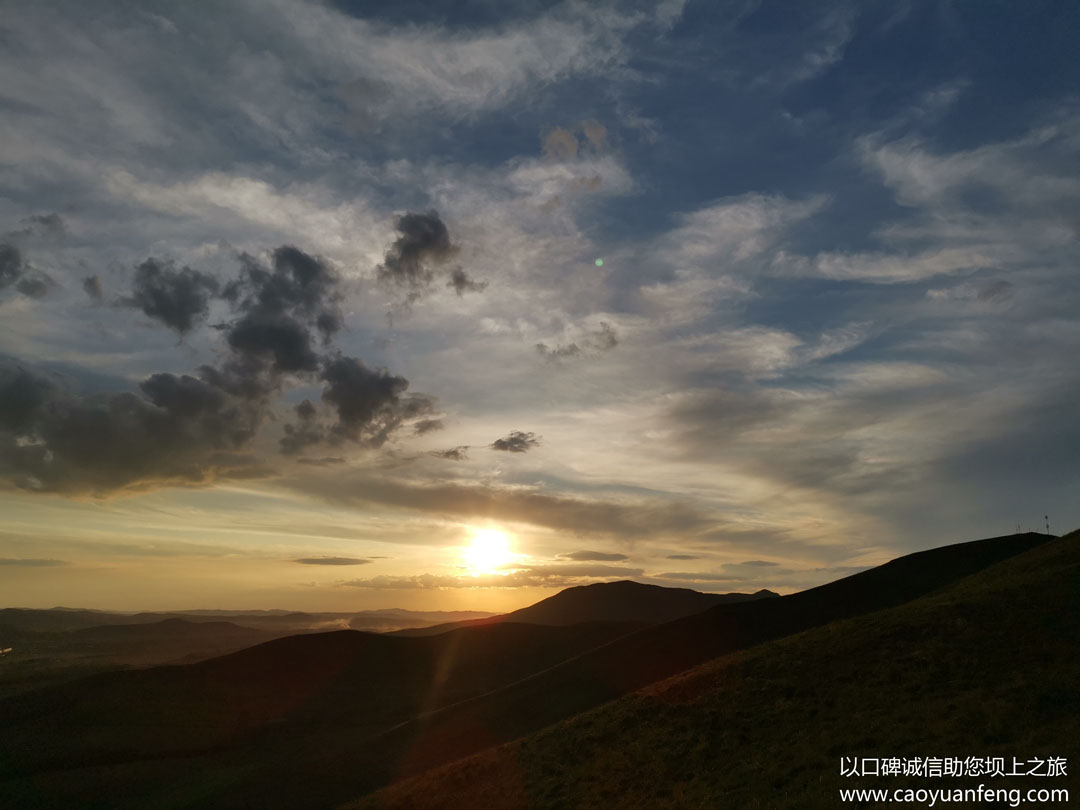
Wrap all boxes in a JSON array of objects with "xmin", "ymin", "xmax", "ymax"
[{"xmin": 392, "ymin": 579, "xmax": 777, "ymax": 637}]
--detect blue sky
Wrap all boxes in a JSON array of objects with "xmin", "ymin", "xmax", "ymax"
[{"xmin": 1, "ymin": 0, "xmax": 1077, "ymax": 611}]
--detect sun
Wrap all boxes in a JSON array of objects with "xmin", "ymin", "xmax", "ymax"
[{"xmin": 463, "ymin": 528, "xmax": 515, "ymax": 575}]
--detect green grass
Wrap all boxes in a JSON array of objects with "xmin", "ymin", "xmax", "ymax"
[{"xmin": 350, "ymin": 532, "xmax": 1080, "ymax": 810}]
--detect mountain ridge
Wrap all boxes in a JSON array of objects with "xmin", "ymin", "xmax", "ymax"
[{"xmin": 391, "ymin": 580, "xmax": 778, "ymax": 637}]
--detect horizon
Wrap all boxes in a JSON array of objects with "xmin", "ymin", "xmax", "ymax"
[
  {"xmin": 2, "ymin": 0, "xmax": 1078, "ymax": 613},
  {"xmin": 1, "ymin": 529, "xmax": 1061, "ymax": 615},
  {"xmin": 2, "ymin": 575, "xmax": 780, "ymax": 614}
]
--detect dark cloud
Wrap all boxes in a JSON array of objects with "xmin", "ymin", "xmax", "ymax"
[
  {"xmin": 224, "ymin": 246, "xmax": 342, "ymax": 342},
  {"xmin": 218, "ymin": 246, "xmax": 343, "ymax": 377},
  {"xmin": 535, "ymin": 341, "xmax": 581, "ymax": 360},
  {"xmin": 536, "ymin": 322, "xmax": 617, "ymax": 361},
  {"xmin": 293, "ymin": 556, "xmax": 371, "ymax": 566},
  {"xmin": 280, "ymin": 399, "xmax": 324, "ymax": 455},
  {"xmin": 0, "ymin": 359, "xmax": 55, "ymax": 433},
  {"xmin": 196, "ymin": 354, "xmax": 278, "ymax": 407},
  {"xmin": 18, "ymin": 213, "xmax": 66, "ymax": 238},
  {"xmin": 139, "ymin": 372, "xmax": 260, "ymax": 446},
  {"xmin": 666, "ymin": 554, "xmax": 700, "ymax": 560},
  {"xmin": 429, "ymin": 446, "xmax": 469, "ymax": 460},
  {"xmin": 447, "ymin": 268, "xmax": 487, "ymax": 295},
  {"xmin": 491, "ymin": 430, "xmax": 540, "ymax": 453},
  {"xmin": 413, "ymin": 418, "xmax": 444, "ymax": 435},
  {"xmin": 320, "ymin": 355, "xmax": 435, "ymax": 448},
  {"xmin": 82, "ymin": 275, "xmax": 104, "ymax": 304},
  {"xmin": 15, "ymin": 272, "xmax": 56, "ymax": 299},
  {"xmin": 296, "ymin": 456, "xmax": 346, "ymax": 466},
  {"xmin": 227, "ymin": 311, "xmax": 321, "ymax": 373},
  {"xmin": 0, "ymin": 245, "xmax": 21, "ymax": 290},
  {"xmin": 377, "ymin": 210, "xmax": 461, "ymax": 302},
  {"xmin": 0, "ymin": 558, "xmax": 67, "ymax": 567},
  {"xmin": 0, "ymin": 243, "xmax": 55, "ymax": 299},
  {"xmin": 558, "ymin": 550, "xmax": 629, "ymax": 561},
  {"xmin": 738, "ymin": 559, "xmax": 779, "ymax": 567},
  {"xmin": 0, "ymin": 357, "xmax": 269, "ymax": 495},
  {"xmin": 183, "ymin": 245, "xmax": 429, "ymax": 457},
  {"xmin": 219, "ymin": 246, "xmax": 432, "ymax": 453},
  {"xmin": 1, "ymin": 239, "xmax": 434, "ymax": 492},
  {"xmin": 124, "ymin": 258, "xmax": 220, "ymax": 333}
]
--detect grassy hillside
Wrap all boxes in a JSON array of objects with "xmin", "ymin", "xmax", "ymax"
[
  {"xmin": 351, "ymin": 530, "xmax": 1080, "ymax": 810},
  {"xmin": 0, "ymin": 620, "xmax": 642, "ymax": 777}
]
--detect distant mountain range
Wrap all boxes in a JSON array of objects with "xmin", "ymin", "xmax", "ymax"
[
  {"xmin": 0, "ymin": 606, "xmax": 497, "ymax": 700},
  {"xmin": 0, "ymin": 606, "xmax": 495, "ymax": 636},
  {"xmin": 0, "ymin": 531, "xmax": 1065, "ymax": 810}
]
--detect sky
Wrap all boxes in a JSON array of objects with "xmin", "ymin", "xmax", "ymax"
[{"xmin": 1, "ymin": 0, "xmax": 1078, "ymax": 612}]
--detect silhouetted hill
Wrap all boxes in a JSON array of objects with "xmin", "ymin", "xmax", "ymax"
[
  {"xmin": 367, "ymin": 533, "xmax": 1058, "ymax": 776},
  {"xmin": 71, "ymin": 618, "xmax": 264, "ymax": 642},
  {"xmin": 0, "ymin": 608, "xmax": 133, "ymax": 633},
  {"xmin": 506, "ymin": 580, "xmax": 776, "ymax": 625},
  {"xmin": 0, "ymin": 608, "xmax": 500, "ymax": 699},
  {"xmin": 0, "ymin": 531, "xmax": 1056, "ymax": 810},
  {"xmin": 0, "ymin": 620, "xmax": 642, "ymax": 779},
  {"xmin": 392, "ymin": 581, "xmax": 777, "ymax": 636},
  {"xmin": 355, "ymin": 529, "xmax": 1080, "ymax": 810},
  {"xmin": 0, "ymin": 607, "xmax": 496, "ymax": 637}
]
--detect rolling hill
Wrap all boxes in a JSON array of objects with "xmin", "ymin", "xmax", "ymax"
[
  {"xmin": 353, "ymin": 529, "xmax": 1080, "ymax": 810},
  {"xmin": 0, "ymin": 531, "xmax": 1061, "ymax": 809},
  {"xmin": 0, "ymin": 607, "xmax": 498, "ymax": 699},
  {"xmin": 71, "ymin": 617, "xmax": 265, "ymax": 642},
  {"xmin": 391, "ymin": 580, "xmax": 778, "ymax": 637},
  {"xmin": 0, "ymin": 620, "xmax": 644, "ymax": 778}
]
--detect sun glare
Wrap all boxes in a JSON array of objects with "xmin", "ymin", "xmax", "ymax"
[{"xmin": 463, "ymin": 529, "xmax": 515, "ymax": 575}]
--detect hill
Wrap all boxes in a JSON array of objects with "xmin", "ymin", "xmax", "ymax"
[
  {"xmin": 0, "ymin": 531, "xmax": 1055, "ymax": 810},
  {"xmin": 354, "ymin": 529, "xmax": 1080, "ymax": 810},
  {"xmin": 0, "ymin": 608, "xmax": 498, "ymax": 699},
  {"xmin": 0, "ymin": 607, "xmax": 496, "ymax": 637},
  {"xmin": 0, "ymin": 620, "xmax": 642, "ymax": 780},
  {"xmin": 71, "ymin": 618, "xmax": 262, "ymax": 641},
  {"xmin": 391, "ymin": 580, "xmax": 777, "ymax": 637}
]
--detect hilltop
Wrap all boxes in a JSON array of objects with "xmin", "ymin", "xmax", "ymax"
[{"xmin": 392, "ymin": 580, "xmax": 777, "ymax": 636}]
